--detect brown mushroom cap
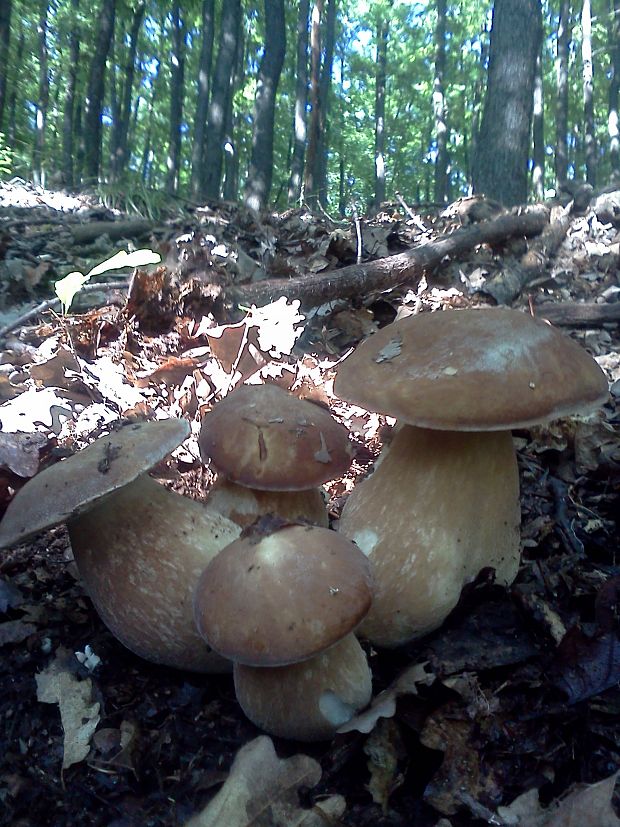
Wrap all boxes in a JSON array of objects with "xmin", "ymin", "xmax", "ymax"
[
  {"xmin": 334, "ymin": 308, "xmax": 609, "ymax": 430},
  {"xmin": 198, "ymin": 383, "xmax": 353, "ymax": 490},
  {"xmin": 70, "ymin": 474, "xmax": 240, "ymax": 672},
  {"xmin": 0, "ymin": 418, "xmax": 190, "ymax": 549},
  {"xmin": 234, "ymin": 634, "xmax": 372, "ymax": 741},
  {"xmin": 193, "ymin": 523, "xmax": 373, "ymax": 666}
]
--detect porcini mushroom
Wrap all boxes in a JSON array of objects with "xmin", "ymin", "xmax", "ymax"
[
  {"xmin": 334, "ymin": 307, "xmax": 609, "ymax": 647},
  {"xmin": 199, "ymin": 383, "xmax": 354, "ymax": 527},
  {"xmin": 193, "ymin": 521, "xmax": 373, "ymax": 739},
  {"xmin": 0, "ymin": 419, "xmax": 240, "ymax": 672}
]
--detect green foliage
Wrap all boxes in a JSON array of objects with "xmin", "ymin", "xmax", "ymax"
[{"xmin": 0, "ymin": 133, "xmax": 12, "ymax": 178}]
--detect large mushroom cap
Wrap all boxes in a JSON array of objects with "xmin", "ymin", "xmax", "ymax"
[
  {"xmin": 334, "ymin": 308, "xmax": 609, "ymax": 430},
  {"xmin": 198, "ymin": 383, "xmax": 353, "ymax": 490},
  {"xmin": 193, "ymin": 523, "xmax": 373, "ymax": 666},
  {"xmin": 0, "ymin": 418, "xmax": 190, "ymax": 548}
]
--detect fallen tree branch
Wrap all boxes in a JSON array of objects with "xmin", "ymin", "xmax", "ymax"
[
  {"xmin": 535, "ymin": 301, "xmax": 620, "ymax": 326},
  {"xmin": 480, "ymin": 205, "xmax": 572, "ymax": 305},
  {"xmin": 230, "ymin": 205, "xmax": 550, "ymax": 308}
]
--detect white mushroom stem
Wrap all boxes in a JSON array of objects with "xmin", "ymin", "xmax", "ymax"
[
  {"xmin": 338, "ymin": 424, "xmax": 521, "ymax": 647},
  {"xmin": 207, "ymin": 478, "xmax": 328, "ymax": 528},
  {"xmin": 233, "ymin": 634, "xmax": 372, "ymax": 741},
  {"xmin": 69, "ymin": 474, "xmax": 240, "ymax": 673}
]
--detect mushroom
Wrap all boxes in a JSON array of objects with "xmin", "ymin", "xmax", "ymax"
[
  {"xmin": 193, "ymin": 521, "xmax": 373, "ymax": 739},
  {"xmin": 199, "ymin": 383, "xmax": 354, "ymax": 528},
  {"xmin": 334, "ymin": 307, "xmax": 609, "ymax": 647},
  {"xmin": 0, "ymin": 419, "xmax": 240, "ymax": 672}
]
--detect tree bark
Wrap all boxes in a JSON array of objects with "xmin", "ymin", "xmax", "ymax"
[
  {"xmin": 555, "ymin": 0, "xmax": 571, "ymax": 187},
  {"xmin": 373, "ymin": 9, "xmax": 389, "ymax": 212},
  {"xmin": 0, "ymin": 0, "xmax": 11, "ymax": 132},
  {"xmin": 223, "ymin": 22, "xmax": 245, "ymax": 201},
  {"xmin": 288, "ymin": 0, "xmax": 310, "ymax": 204},
  {"xmin": 110, "ymin": 2, "xmax": 145, "ymax": 182},
  {"xmin": 314, "ymin": 0, "xmax": 336, "ymax": 207},
  {"xmin": 304, "ymin": 0, "xmax": 323, "ymax": 205},
  {"xmin": 166, "ymin": 1, "xmax": 185, "ymax": 195},
  {"xmin": 433, "ymin": 0, "xmax": 449, "ymax": 204},
  {"xmin": 609, "ymin": 0, "xmax": 620, "ymax": 179},
  {"xmin": 33, "ymin": 0, "xmax": 49, "ymax": 188},
  {"xmin": 83, "ymin": 0, "xmax": 116, "ymax": 182},
  {"xmin": 582, "ymin": 0, "xmax": 596, "ymax": 184},
  {"xmin": 473, "ymin": 0, "xmax": 542, "ymax": 206},
  {"xmin": 202, "ymin": 0, "xmax": 242, "ymax": 200},
  {"xmin": 244, "ymin": 0, "xmax": 286, "ymax": 211},
  {"xmin": 229, "ymin": 206, "xmax": 549, "ymax": 308},
  {"xmin": 190, "ymin": 0, "xmax": 215, "ymax": 199},
  {"xmin": 62, "ymin": 0, "xmax": 80, "ymax": 188}
]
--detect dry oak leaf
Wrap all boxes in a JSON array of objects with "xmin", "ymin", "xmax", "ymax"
[
  {"xmin": 497, "ymin": 772, "xmax": 620, "ymax": 826},
  {"xmin": 185, "ymin": 735, "xmax": 345, "ymax": 827}
]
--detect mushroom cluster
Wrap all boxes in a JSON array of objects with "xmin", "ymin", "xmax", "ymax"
[{"xmin": 333, "ymin": 307, "xmax": 609, "ymax": 648}]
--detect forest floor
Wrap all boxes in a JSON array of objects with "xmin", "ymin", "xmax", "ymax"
[{"xmin": 0, "ymin": 179, "xmax": 619, "ymax": 827}]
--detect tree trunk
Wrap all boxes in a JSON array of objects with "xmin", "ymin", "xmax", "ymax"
[
  {"xmin": 373, "ymin": 9, "xmax": 389, "ymax": 212},
  {"xmin": 288, "ymin": 0, "xmax": 310, "ymax": 204},
  {"xmin": 610, "ymin": 0, "xmax": 620, "ymax": 179},
  {"xmin": 304, "ymin": 0, "xmax": 323, "ymax": 205},
  {"xmin": 223, "ymin": 22, "xmax": 245, "ymax": 202},
  {"xmin": 190, "ymin": 0, "xmax": 215, "ymax": 199},
  {"xmin": 433, "ymin": 0, "xmax": 449, "ymax": 203},
  {"xmin": 555, "ymin": 0, "xmax": 571, "ymax": 187},
  {"xmin": 244, "ymin": 0, "xmax": 286, "ymax": 210},
  {"xmin": 532, "ymin": 45, "xmax": 545, "ymax": 199},
  {"xmin": 314, "ymin": 0, "xmax": 336, "ymax": 207},
  {"xmin": 0, "ymin": 0, "xmax": 11, "ymax": 132},
  {"xmin": 473, "ymin": 0, "xmax": 542, "ymax": 206},
  {"xmin": 111, "ymin": 2, "xmax": 145, "ymax": 181},
  {"xmin": 61, "ymin": 0, "xmax": 80, "ymax": 188},
  {"xmin": 83, "ymin": 0, "xmax": 116, "ymax": 182},
  {"xmin": 582, "ymin": 0, "xmax": 596, "ymax": 184},
  {"xmin": 166, "ymin": 1, "xmax": 185, "ymax": 195},
  {"xmin": 141, "ymin": 60, "xmax": 160, "ymax": 183},
  {"xmin": 202, "ymin": 0, "xmax": 242, "ymax": 200},
  {"xmin": 33, "ymin": 0, "xmax": 49, "ymax": 187}
]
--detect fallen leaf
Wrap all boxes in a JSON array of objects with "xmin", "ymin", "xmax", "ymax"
[
  {"xmin": 0, "ymin": 431, "xmax": 47, "ymax": 476},
  {"xmin": 185, "ymin": 735, "xmax": 345, "ymax": 826},
  {"xmin": 35, "ymin": 651, "xmax": 101, "ymax": 769},
  {"xmin": 364, "ymin": 717, "xmax": 406, "ymax": 811},
  {"xmin": 497, "ymin": 772, "xmax": 620, "ymax": 826},
  {"xmin": 0, "ymin": 619, "xmax": 36, "ymax": 646}
]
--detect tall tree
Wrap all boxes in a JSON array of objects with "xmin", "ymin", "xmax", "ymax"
[
  {"xmin": 190, "ymin": 0, "xmax": 215, "ymax": 198},
  {"xmin": 223, "ymin": 18, "xmax": 246, "ymax": 201},
  {"xmin": 304, "ymin": 0, "xmax": 323, "ymax": 204},
  {"xmin": 582, "ymin": 0, "xmax": 596, "ymax": 184},
  {"xmin": 33, "ymin": 0, "xmax": 49, "ymax": 187},
  {"xmin": 110, "ymin": 2, "xmax": 145, "ymax": 181},
  {"xmin": 433, "ymin": 0, "xmax": 449, "ymax": 203},
  {"xmin": 473, "ymin": 0, "xmax": 542, "ymax": 205},
  {"xmin": 555, "ymin": 0, "xmax": 571, "ymax": 186},
  {"xmin": 166, "ymin": 2, "xmax": 185, "ymax": 194},
  {"xmin": 314, "ymin": 0, "xmax": 336, "ymax": 206},
  {"xmin": 62, "ymin": 0, "xmax": 80, "ymax": 187},
  {"xmin": 610, "ymin": 0, "xmax": 620, "ymax": 179},
  {"xmin": 83, "ymin": 0, "xmax": 116, "ymax": 182},
  {"xmin": 202, "ymin": 0, "xmax": 242, "ymax": 199},
  {"xmin": 287, "ymin": 0, "xmax": 310, "ymax": 204},
  {"xmin": 244, "ymin": 0, "xmax": 286, "ymax": 210},
  {"xmin": 532, "ymin": 45, "xmax": 544, "ymax": 199},
  {"xmin": 0, "ymin": 0, "xmax": 11, "ymax": 132},
  {"xmin": 373, "ymin": 8, "xmax": 389, "ymax": 211}
]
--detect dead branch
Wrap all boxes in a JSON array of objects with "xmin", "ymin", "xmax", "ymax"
[
  {"xmin": 480, "ymin": 205, "xmax": 572, "ymax": 305},
  {"xmin": 230, "ymin": 205, "xmax": 550, "ymax": 308},
  {"xmin": 535, "ymin": 301, "xmax": 620, "ymax": 326},
  {"xmin": 69, "ymin": 219, "xmax": 153, "ymax": 244}
]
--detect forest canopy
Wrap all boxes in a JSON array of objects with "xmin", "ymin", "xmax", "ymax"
[{"xmin": 0, "ymin": 0, "xmax": 617, "ymax": 214}]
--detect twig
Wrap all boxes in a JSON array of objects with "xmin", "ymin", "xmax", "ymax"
[{"xmin": 0, "ymin": 280, "xmax": 130, "ymax": 339}]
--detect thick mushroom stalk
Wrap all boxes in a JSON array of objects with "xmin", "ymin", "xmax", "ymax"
[
  {"xmin": 339, "ymin": 425, "xmax": 521, "ymax": 647},
  {"xmin": 234, "ymin": 635, "xmax": 372, "ymax": 741},
  {"xmin": 207, "ymin": 478, "xmax": 328, "ymax": 529},
  {"xmin": 69, "ymin": 474, "xmax": 240, "ymax": 672}
]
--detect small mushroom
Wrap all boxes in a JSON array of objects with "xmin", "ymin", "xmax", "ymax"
[
  {"xmin": 199, "ymin": 383, "xmax": 354, "ymax": 527},
  {"xmin": 334, "ymin": 307, "xmax": 609, "ymax": 647},
  {"xmin": 0, "ymin": 419, "xmax": 240, "ymax": 672},
  {"xmin": 193, "ymin": 521, "xmax": 373, "ymax": 739}
]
